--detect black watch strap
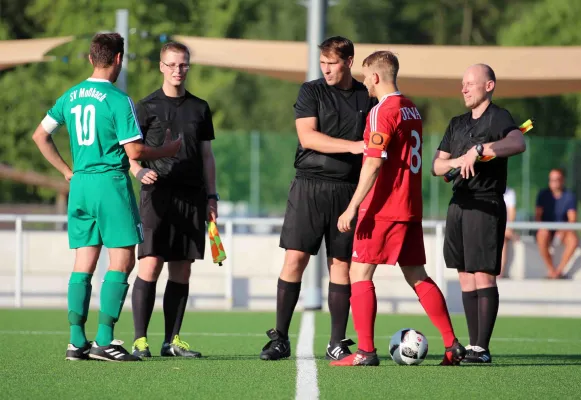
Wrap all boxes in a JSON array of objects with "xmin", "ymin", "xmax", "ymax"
[{"xmin": 207, "ymin": 193, "xmax": 220, "ymax": 201}]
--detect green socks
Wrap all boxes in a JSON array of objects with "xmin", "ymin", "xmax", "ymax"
[
  {"xmin": 68, "ymin": 272, "xmax": 93, "ymax": 347},
  {"xmin": 68, "ymin": 270, "xmax": 130, "ymax": 347},
  {"xmin": 95, "ymin": 270, "xmax": 130, "ymax": 346}
]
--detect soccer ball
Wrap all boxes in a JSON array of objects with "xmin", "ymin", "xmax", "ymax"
[{"xmin": 389, "ymin": 328, "xmax": 429, "ymax": 365}]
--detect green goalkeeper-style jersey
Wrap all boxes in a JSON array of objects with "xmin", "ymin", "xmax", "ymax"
[{"xmin": 43, "ymin": 78, "xmax": 143, "ymax": 174}]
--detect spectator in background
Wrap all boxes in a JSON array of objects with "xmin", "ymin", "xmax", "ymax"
[
  {"xmin": 536, "ymin": 168, "xmax": 578, "ymax": 279},
  {"xmin": 500, "ymin": 187, "xmax": 518, "ymax": 278}
]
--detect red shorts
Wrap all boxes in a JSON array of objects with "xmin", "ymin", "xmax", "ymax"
[{"xmin": 351, "ymin": 220, "xmax": 426, "ymax": 266}]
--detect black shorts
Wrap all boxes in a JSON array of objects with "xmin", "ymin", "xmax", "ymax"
[
  {"xmin": 279, "ymin": 177, "xmax": 356, "ymax": 258},
  {"xmin": 138, "ymin": 184, "xmax": 206, "ymax": 262},
  {"xmin": 443, "ymin": 196, "xmax": 507, "ymax": 275}
]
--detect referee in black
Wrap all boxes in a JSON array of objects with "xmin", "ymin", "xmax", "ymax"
[
  {"xmin": 129, "ymin": 42, "xmax": 218, "ymax": 358},
  {"xmin": 431, "ymin": 64, "xmax": 526, "ymax": 364},
  {"xmin": 260, "ymin": 36, "xmax": 377, "ymax": 361}
]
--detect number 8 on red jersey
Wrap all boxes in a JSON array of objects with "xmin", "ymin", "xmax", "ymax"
[{"xmin": 360, "ymin": 93, "xmax": 423, "ymax": 222}]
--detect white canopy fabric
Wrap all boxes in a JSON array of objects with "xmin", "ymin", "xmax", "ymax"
[
  {"xmin": 2, "ymin": 35, "xmax": 581, "ymax": 98},
  {"xmin": 0, "ymin": 36, "xmax": 74, "ymax": 71},
  {"xmin": 175, "ymin": 36, "xmax": 581, "ymax": 98}
]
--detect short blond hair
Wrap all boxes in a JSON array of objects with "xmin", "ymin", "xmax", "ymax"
[
  {"xmin": 160, "ymin": 41, "xmax": 190, "ymax": 60},
  {"xmin": 362, "ymin": 51, "xmax": 399, "ymax": 81}
]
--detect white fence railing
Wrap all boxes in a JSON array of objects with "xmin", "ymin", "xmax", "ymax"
[{"xmin": 2, "ymin": 213, "xmax": 581, "ymax": 309}]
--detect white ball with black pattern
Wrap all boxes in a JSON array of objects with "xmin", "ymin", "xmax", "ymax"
[{"xmin": 389, "ymin": 328, "xmax": 429, "ymax": 365}]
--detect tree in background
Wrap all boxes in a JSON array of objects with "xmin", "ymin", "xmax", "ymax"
[{"xmin": 0, "ymin": 0, "xmax": 579, "ymax": 214}]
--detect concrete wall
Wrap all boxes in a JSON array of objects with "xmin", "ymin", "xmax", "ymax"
[{"xmin": 0, "ymin": 231, "xmax": 579, "ymax": 316}]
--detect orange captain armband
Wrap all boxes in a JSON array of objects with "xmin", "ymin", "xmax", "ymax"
[{"xmin": 366, "ymin": 131, "xmax": 391, "ymax": 158}]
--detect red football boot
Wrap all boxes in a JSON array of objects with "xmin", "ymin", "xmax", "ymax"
[{"xmin": 330, "ymin": 349, "xmax": 380, "ymax": 366}]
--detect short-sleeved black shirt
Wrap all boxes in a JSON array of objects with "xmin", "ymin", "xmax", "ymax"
[
  {"xmin": 438, "ymin": 102, "xmax": 518, "ymax": 198},
  {"xmin": 293, "ymin": 78, "xmax": 377, "ymax": 183},
  {"xmin": 136, "ymin": 89, "xmax": 214, "ymax": 189}
]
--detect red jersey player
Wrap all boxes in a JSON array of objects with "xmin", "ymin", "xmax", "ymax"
[{"xmin": 331, "ymin": 51, "xmax": 466, "ymax": 367}]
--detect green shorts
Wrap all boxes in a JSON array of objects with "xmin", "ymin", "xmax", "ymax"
[{"xmin": 67, "ymin": 170, "xmax": 143, "ymax": 249}]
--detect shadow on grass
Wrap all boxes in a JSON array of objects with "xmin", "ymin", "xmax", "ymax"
[
  {"xmin": 144, "ymin": 354, "xmax": 268, "ymax": 362},
  {"xmin": 480, "ymin": 353, "xmax": 581, "ymax": 367},
  {"xmin": 140, "ymin": 353, "xmax": 581, "ymax": 366}
]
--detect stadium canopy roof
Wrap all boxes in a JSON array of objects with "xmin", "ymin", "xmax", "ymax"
[
  {"xmin": 175, "ymin": 36, "xmax": 581, "ymax": 98},
  {"xmin": 2, "ymin": 36, "xmax": 581, "ymax": 98},
  {"xmin": 0, "ymin": 36, "xmax": 75, "ymax": 71}
]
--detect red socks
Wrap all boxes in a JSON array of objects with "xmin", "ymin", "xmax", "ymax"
[
  {"xmin": 351, "ymin": 278, "xmax": 455, "ymax": 351},
  {"xmin": 350, "ymin": 280, "xmax": 377, "ymax": 353},
  {"xmin": 414, "ymin": 278, "xmax": 455, "ymax": 348}
]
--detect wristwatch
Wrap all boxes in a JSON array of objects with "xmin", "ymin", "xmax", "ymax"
[
  {"xmin": 475, "ymin": 143, "xmax": 484, "ymax": 157},
  {"xmin": 207, "ymin": 193, "xmax": 220, "ymax": 201}
]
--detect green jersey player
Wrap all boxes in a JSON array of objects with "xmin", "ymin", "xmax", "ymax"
[{"xmin": 32, "ymin": 33, "xmax": 182, "ymax": 362}]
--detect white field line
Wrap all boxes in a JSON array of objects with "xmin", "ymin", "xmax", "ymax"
[{"xmin": 295, "ymin": 311, "xmax": 318, "ymax": 400}]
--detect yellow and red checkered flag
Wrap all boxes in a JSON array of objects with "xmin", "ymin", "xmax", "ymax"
[
  {"xmin": 208, "ymin": 221, "xmax": 227, "ymax": 266},
  {"xmin": 443, "ymin": 118, "xmax": 534, "ymax": 183}
]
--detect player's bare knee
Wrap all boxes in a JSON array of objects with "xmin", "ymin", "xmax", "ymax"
[
  {"xmin": 73, "ymin": 262, "xmax": 98, "ymax": 274},
  {"xmin": 329, "ymin": 270, "xmax": 350, "ymax": 285},
  {"xmin": 107, "ymin": 246, "xmax": 136, "ymax": 274},
  {"xmin": 474, "ymin": 272, "xmax": 496, "ymax": 289},
  {"xmin": 168, "ymin": 261, "xmax": 192, "ymax": 283},
  {"xmin": 281, "ymin": 264, "xmax": 307, "ymax": 281},
  {"xmin": 142, "ymin": 268, "xmax": 162, "ymax": 281},
  {"xmin": 285, "ymin": 250, "xmax": 310, "ymax": 266},
  {"xmin": 328, "ymin": 257, "xmax": 350, "ymax": 284},
  {"xmin": 280, "ymin": 250, "xmax": 310, "ymax": 281},
  {"xmin": 327, "ymin": 257, "xmax": 349, "ymax": 270},
  {"xmin": 113, "ymin": 255, "xmax": 135, "ymax": 274},
  {"xmin": 400, "ymin": 265, "xmax": 428, "ymax": 287},
  {"xmin": 73, "ymin": 246, "xmax": 102, "ymax": 274},
  {"xmin": 137, "ymin": 256, "xmax": 164, "ymax": 282},
  {"xmin": 458, "ymin": 271, "xmax": 477, "ymax": 292},
  {"xmin": 140, "ymin": 266, "xmax": 162, "ymax": 282},
  {"xmin": 349, "ymin": 262, "xmax": 376, "ymax": 283}
]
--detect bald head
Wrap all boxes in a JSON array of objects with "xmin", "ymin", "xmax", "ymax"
[
  {"xmin": 466, "ymin": 63, "xmax": 496, "ymax": 83},
  {"xmin": 462, "ymin": 64, "xmax": 496, "ymax": 110}
]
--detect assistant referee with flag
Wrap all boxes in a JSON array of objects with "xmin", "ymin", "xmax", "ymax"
[
  {"xmin": 431, "ymin": 63, "xmax": 526, "ymax": 364},
  {"xmin": 129, "ymin": 41, "xmax": 218, "ymax": 359}
]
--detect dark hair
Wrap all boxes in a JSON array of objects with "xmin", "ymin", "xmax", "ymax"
[
  {"xmin": 90, "ymin": 33, "xmax": 124, "ymax": 68},
  {"xmin": 362, "ymin": 50, "xmax": 399, "ymax": 80},
  {"xmin": 160, "ymin": 41, "xmax": 190, "ymax": 60},
  {"xmin": 318, "ymin": 36, "xmax": 354, "ymax": 61}
]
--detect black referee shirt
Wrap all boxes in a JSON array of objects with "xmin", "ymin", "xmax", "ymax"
[
  {"xmin": 438, "ymin": 102, "xmax": 518, "ymax": 198},
  {"xmin": 136, "ymin": 89, "xmax": 215, "ymax": 188},
  {"xmin": 293, "ymin": 78, "xmax": 377, "ymax": 184}
]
